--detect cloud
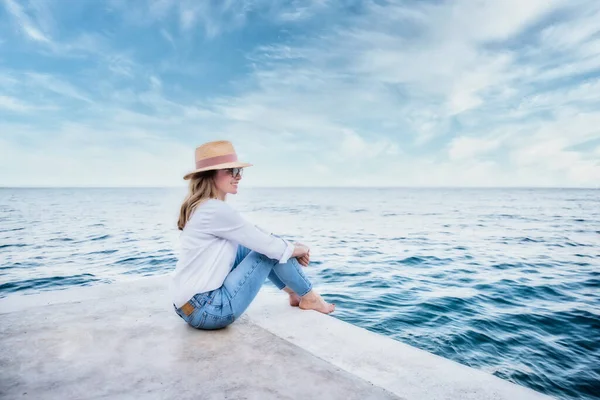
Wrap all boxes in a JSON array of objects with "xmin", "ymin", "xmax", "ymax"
[
  {"xmin": 448, "ymin": 136, "xmax": 503, "ymax": 161},
  {"xmin": 508, "ymin": 108, "xmax": 600, "ymax": 183},
  {"xmin": 339, "ymin": 130, "xmax": 400, "ymax": 161},
  {"xmin": 0, "ymin": 0, "xmax": 599, "ymax": 187},
  {"xmin": 241, "ymin": 1, "xmax": 568, "ymax": 153},
  {"xmin": 274, "ymin": 0, "xmax": 330, "ymax": 22},
  {"xmin": 0, "ymin": 95, "xmax": 32, "ymax": 112},
  {"xmin": 538, "ymin": 2, "xmax": 600, "ymax": 55},
  {"xmin": 105, "ymin": 0, "xmax": 330, "ymax": 39},
  {"xmin": 2, "ymin": 0, "xmax": 51, "ymax": 42},
  {"xmin": 0, "ymin": 117, "xmax": 193, "ymax": 187},
  {"xmin": 25, "ymin": 73, "xmax": 94, "ymax": 103},
  {"xmin": 160, "ymin": 28, "xmax": 175, "ymax": 47}
]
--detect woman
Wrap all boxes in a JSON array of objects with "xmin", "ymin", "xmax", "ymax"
[{"xmin": 171, "ymin": 140, "xmax": 335, "ymax": 330}]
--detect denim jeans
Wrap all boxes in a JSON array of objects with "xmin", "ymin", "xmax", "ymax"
[{"xmin": 173, "ymin": 243, "xmax": 313, "ymax": 330}]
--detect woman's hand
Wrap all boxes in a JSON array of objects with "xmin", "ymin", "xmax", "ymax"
[
  {"xmin": 292, "ymin": 243, "xmax": 310, "ymax": 266},
  {"xmin": 297, "ymin": 250, "xmax": 310, "ymax": 267}
]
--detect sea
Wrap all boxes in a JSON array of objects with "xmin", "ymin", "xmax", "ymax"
[{"xmin": 1, "ymin": 187, "xmax": 598, "ymax": 400}]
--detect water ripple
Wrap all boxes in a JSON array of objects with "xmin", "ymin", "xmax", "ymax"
[{"xmin": 1, "ymin": 187, "xmax": 599, "ymax": 400}]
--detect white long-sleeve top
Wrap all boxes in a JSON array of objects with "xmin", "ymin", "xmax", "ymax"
[{"xmin": 170, "ymin": 198, "xmax": 295, "ymax": 308}]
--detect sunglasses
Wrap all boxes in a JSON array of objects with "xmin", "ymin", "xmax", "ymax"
[{"xmin": 223, "ymin": 167, "xmax": 244, "ymax": 178}]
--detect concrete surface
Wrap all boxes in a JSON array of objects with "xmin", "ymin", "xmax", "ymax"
[{"xmin": 0, "ymin": 275, "xmax": 554, "ymax": 400}]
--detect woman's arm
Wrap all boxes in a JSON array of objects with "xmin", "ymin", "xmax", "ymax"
[
  {"xmin": 209, "ymin": 202, "xmax": 296, "ymax": 263},
  {"xmin": 256, "ymin": 224, "xmax": 310, "ymax": 258}
]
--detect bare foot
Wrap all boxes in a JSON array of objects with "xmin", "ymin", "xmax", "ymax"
[
  {"xmin": 289, "ymin": 293, "xmax": 301, "ymax": 307},
  {"xmin": 283, "ymin": 287, "xmax": 301, "ymax": 307},
  {"xmin": 299, "ymin": 291, "xmax": 335, "ymax": 314}
]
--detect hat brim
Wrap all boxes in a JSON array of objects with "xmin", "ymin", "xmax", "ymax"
[{"xmin": 183, "ymin": 161, "xmax": 253, "ymax": 180}]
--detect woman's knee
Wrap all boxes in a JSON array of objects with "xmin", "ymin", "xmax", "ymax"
[
  {"xmin": 246, "ymin": 250, "xmax": 278, "ymax": 266},
  {"xmin": 238, "ymin": 244, "xmax": 252, "ymax": 257}
]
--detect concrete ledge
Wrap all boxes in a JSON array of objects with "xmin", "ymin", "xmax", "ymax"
[
  {"xmin": 0, "ymin": 275, "xmax": 552, "ymax": 399},
  {"xmin": 247, "ymin": 289, "xmax": 552, "ymax": 400}
]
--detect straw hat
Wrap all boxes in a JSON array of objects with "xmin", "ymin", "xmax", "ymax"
[{"xmin": 183, "ymin": 140, "xmax": 253, "ymax": 180}]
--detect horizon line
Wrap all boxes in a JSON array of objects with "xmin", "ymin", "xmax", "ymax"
[{"xmin": 1, "ymin": 185, "xmax": 598, "ymax": 190}]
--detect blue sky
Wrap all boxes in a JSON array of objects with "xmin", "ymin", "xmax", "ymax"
[{"xmin": 1, "ymin": 0, "xmax": 599, "ymax": 188}]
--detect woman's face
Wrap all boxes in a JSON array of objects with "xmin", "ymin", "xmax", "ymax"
[{"xmin": 214, "ymin": 168, "xmax": 243, "ymax": 198}]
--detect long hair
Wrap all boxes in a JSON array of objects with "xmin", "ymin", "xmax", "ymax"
[{"xmin": 177, "ymin": 169, "xmax": 220, "ymax": 231}]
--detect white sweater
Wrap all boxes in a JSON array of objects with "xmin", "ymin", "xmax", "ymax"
[{"xmin": 170, "ymin": 198, "xmax": 295, "ymax": 308}]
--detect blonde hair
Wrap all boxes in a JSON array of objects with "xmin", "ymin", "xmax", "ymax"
[{"xmin": 177, "ymin": 170, "xmax": 220, "ymax": 230}]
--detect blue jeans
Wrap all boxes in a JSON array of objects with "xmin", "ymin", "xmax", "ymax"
[{"xmin": 173, "ymin": 244, "xmax": 313, "ymax": 330}]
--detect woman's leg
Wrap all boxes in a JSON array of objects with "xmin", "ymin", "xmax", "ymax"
[
  {"xmin": 233, "ymin": 244, "xmax": 302, "ymax": 306},
  {"xmin": 233, "ymin": 244, "xmax": 290, "ymax": 291},
  {"xmin": 270, "ymin": 257, "xmax": 313, "ymax": 296},
  {"xmin": 223, "ymin": 250, "xmax": 314, "ymax": 319},
  {"xmin": 223, "ymin": 251, "xmax": 282, "ymax": 319}
]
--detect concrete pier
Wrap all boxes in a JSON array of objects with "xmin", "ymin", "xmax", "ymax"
[{"xmin": 0, "ymin": 275, "xmax": 553, "ymax": 399}]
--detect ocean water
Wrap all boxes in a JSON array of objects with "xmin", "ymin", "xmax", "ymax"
[{"xmin": 1, "ymin": 187, "xmax": 598, "ymax": 399}]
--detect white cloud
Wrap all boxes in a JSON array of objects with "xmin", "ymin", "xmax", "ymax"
[
  {"xmin": 506, "ymin": 109, "xmax": 600, "ymax": 185},
  {"xmin": 0, "ymin": 95, "xmax": 32, "ymax": 112},
  {"xmin": 109, "ymin": 0, "xmax": 335, "ymax": 39},
  {"xmin": 160, "ymin": 28, "xmax": 175, "ymax": 47},
  {"xmin": 0, "ymin": 120, "xmax": 192, "ymax": 187},
  {"xmin": 1, "ymin": 0, "xmax": 599, "ymax": 187},
  {"xmin": 338, "ymin": 130, "xmax": 399, "ymax": 162},
  {"xmin": 539, "ymin": 2, "xmax": 600, "ymax": 54},
  {"xmin": 240, "ymin": 0, "xmax": 572, "ymax": 157},
  {"xmin": 517, "ymin": 78, "xmax": 600, "ymax": 112},
  {"xmin": 2, "ymin": 0, "xmax": 51, "ymax": 43},
  {"xmin": 448, "ymin": 136, "xmax": 502, "ymax": 161},
  {"xmin": 438, "ymin": 0, "xmax": 560, "ymax": 42},
  {"xmin": 274, "ymin": 0, "xmax": 330, "ymax": 22},
  {"xmin": 25, "ymin": 73, "xmax": 93, "ymax": 103}
]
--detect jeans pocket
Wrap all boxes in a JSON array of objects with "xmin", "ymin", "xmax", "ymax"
[
  {"xmin": 188, "ymin": 309, "xmax": 207, "ymax": 329},
  {"xmin": 196, "ymin": 312, "xmax": 234, "ymax": 330}
]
